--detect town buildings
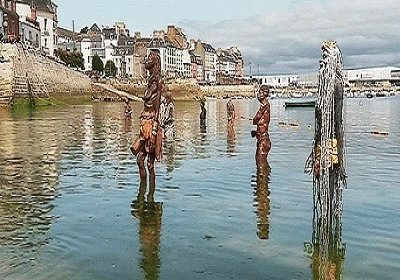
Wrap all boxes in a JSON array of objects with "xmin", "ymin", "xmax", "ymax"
[
  {"xmin": 3, "ymin": 0, "xmax": 244, "ymax": 83},
  {"xmin": 16, "ymin": 0, "xmax": 41, "ymax": 48},
  {"xmin": 1, "ymin": 0, "xmax": 57, "ymax": 55},
  {"xmin": 0, "ymin": 0, "xmax": 19, "ymax": 42},
  {"xmin": 250, "ymin": 66, "xmax": 400, "ymax": 89},
  {"xmin": 59, "ymin": 22, "xmax": 244, "ymax": 83}
]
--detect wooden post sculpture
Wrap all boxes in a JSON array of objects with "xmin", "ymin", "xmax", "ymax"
[{"xmin": 304, "ymin": 41, "xmax": 347, "ymax": 280}]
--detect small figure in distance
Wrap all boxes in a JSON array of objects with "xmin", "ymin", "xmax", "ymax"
[
  {"xmin": 227, "ymin": 99, "xmax": 235, "ymax": 127},
  {"xmin": 199, "ymin": 98, "xmax": 207, "ymax": 125},
  {"xmin": 124, "ymin": 98, "xmax": 132, "ymax": 118},
  {"xmin": 159, "ymin": 91, "xmax": 175, "ymax": 139}
]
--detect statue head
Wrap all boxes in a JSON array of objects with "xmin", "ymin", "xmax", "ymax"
[
  {"xmin": 257, "ymin": 85, "xmax": 269, "ymax": 102},
  {"xmin": 319, "ymin": 40, "xmax": 343, "ymax": 79}
]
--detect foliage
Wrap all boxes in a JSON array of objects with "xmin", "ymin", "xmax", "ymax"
[
  {"xmin": 105, "ymin": 60, "xmax": 117, "ymax": 77},
  {"xmin": 55, "ymin": 49, "xmax": 85, "ymax": 70},
  {"xmin": 80, "ymin": 26, "xmax": 88, "ymax": 34},
  {"xmin": 92, "ymin": 54, "xmax": 104, "ymax": 73}
]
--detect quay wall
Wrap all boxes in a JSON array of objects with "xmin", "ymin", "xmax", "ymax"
[
  {"xmin": 0, "ymin": 44, "xmax": 95, "ymax": 106},
  {"xmin": 0, "ymin": 44, "xmax": 15, "ymax": 105},
  {"xmin": 112, "ymin": 79, "xmax": 256, "ymax": 100}
]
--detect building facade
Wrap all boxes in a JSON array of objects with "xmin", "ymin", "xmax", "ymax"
[
  {"xmin": 34, "ymin": 0, "xmax": 58, "ymax": 56},
  {"xmin": 16, "ymin": 0, "xmax": 41, "ymax": 48},
  {"xmin": 345, "ymin": 67, "xmax": 400, "ymax": 85},
  {"xmin": 0, "ymin": 0, "xmax": 19, "ymax": 42}
]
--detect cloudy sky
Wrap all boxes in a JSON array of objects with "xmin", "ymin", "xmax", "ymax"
[{"xmin": 56, "ymin": 0, "xmax": 400, "ymax": 75}]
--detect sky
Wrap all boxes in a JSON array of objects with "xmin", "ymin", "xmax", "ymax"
[{"xmin": 56, "ymin": 0, "xmax": 400, "ymax": 75}]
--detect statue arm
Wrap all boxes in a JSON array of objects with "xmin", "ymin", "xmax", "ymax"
[{"xmin": 253, "ymin": 103, "xmax": 269, "ymax": 125}]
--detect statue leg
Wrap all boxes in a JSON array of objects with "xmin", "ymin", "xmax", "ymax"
[
  {"xmin": 137, "ymin": 150, "xmax": 147, "ymax": 189},
  {"xmin": 147, "ymin": 153, "xmax": 156, "ymax": 202}
]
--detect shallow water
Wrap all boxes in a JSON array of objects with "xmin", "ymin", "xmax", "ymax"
[{"xmin": 0, "ymin": 97, "xmax": 399, "ymax": 280}]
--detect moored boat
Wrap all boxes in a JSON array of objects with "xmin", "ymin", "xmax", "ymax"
[{"xmin": 284, "ymin": 98, "xmax": 316, "ymax": 108}]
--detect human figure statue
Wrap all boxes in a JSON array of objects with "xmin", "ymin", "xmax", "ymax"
[
  {"xmin": 252, "ymin": 85, "xmax": 271, "ymax": 164},
  {"xmin": 253, "ymin": 160, "xmax": 271, "ymax": 240},
  {"xmin": 227, "ymin": 99, "xmax": 235, "ymax": 127},
  {"xmin": 199, "ymin": 98, "xmax": 206, "ymax": 126},
  {"xmin": 131, "ymin": 49, "xmax": 163, "ymax": 202},
  {"xmin": 304, "ymin": 41, "xmax": 347, "ymax": 280},
  {"xmin": 131, "ymin": 191, "xmax": 162, "ymax": 280},
  {"xmin": 159, "ymin": 91, "xmax": 175, "ymax": 140},
  {"xmin": 124, "ymin": 98, "xmax": 132, "ymax": 118}
]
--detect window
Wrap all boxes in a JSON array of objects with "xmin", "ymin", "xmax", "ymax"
[{"xmin": 44, "ymin": 19, "xmax": 47, "ymax": 31}]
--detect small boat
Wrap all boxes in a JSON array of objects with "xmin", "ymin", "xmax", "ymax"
[{"xmin": 284, "ymin": 98, "xmax": 316, "ymax": 108}]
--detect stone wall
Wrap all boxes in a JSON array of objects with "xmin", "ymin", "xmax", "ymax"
[
  {"xmin": 0, "ymin": 44, "xmax": 94, "ymax": 106},
  {"xmin": 0, "ymin": 44, "xmax": 15, "ymax": 105},
  {"xmin": 14, "ymin": 45, "xmax": 93, "ymax": 97},
  {"xmin": 199, "ymin": 85, "xmax": 255, "ymax": 99}
]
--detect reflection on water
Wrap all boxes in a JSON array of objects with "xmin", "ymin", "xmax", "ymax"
[
  {"xmin": 131, "ymin": 194, "xmax": 163, "ymax": 280},
  {"xmin": 305, "ymin": 195, "xmax": 346, "ymax": 280},
  {"xmin": 227, "ymin": 125, "xmax": 236, "ymax": 156},
  {"xmin": 0, "ymin": 97, "xmax": 399, "ymax": 279},
  {"xmin": 0, "ymin": 111, "xmax": 59, "ymax": 269},
  {"xmin": 252, "ymin": 161, "xmax": 271, "ymax": 240}
]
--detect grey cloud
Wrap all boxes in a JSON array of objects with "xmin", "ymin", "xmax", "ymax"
[{"xmin": 180, "ymin": 0, "xmax": 400, "ymax": 75}]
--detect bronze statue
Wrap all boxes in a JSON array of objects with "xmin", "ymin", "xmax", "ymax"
[
  {"xmin": 252, "ymin": 85, "xmax": 271, "ymax": 164},
  {"xmin": 199, "ymin": 98, "xmax": 206, "ymax": 126},
  {"xmin": 159, "ymin": 91, "xmax": 175, "ymax": 139},
  {"xmin": 124, "ymin": 98, "xmax": 132, "ymax": 118},
  {"xmin": 227, "ymin": 99, "xmax": 235, "ymax": 127},
  {"xmin": 304, "ymin": 41, "xmax": 347, "ymax": 280},
  {"xmin": 131, "ymin": 49, "xmax": 163, "ymax": 202}
]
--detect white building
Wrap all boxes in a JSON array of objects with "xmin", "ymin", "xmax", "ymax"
[
  {"xmin": 181, "ymin": 49, "xmax": 191, "ymax": 78},
  {"xmin": 345, "ymin": 66, "xmax": 400, "ymax": 84},
  {"xmin": 16, "ymin": 0, "xmax": 40, "ymax": 48},
  {"xmin": 203, "ymin": 42, "xmax": 217, "ymax": 83},
  {"xmin": 112, "ymin": 36, "xmax": 134, "ymax": 77},
  {"xmin": 34, "ymin": 0, "xmax": 57, "ymax": 56},
  {"xmin": 81, "ymin": 35, "xmax": 104, "ymax": 71},
  {"xmin": 255, "ymin": 74, "xmax": 298, "ymax": 87}
]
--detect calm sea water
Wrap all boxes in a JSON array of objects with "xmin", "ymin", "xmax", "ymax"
[{"xmin": 0, "ymin": 97, "xmax": 399, "ymax": 280}]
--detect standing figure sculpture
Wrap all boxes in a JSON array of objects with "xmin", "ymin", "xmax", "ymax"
[
  {"xmin": 227, "ymin": 99, "xmax": 235, "ymax": 127},
  {"xmin": 131, "ymin": 49, "xmax": 163, "ymax": 202},
  {"xmin": 304, "ymin": 41, "xmax": 347, "ymax": 280},
  {"xmin": 199, "ymin": 98, "xmax": 206, "ymax": 126},
  {"xmin": 252, "ymin": 85, "xmax": 271, "ymax": 164},
  {"xmin": 124, "ymin": 98, "xmax": 132, "ymax": 118},
  {"xmin": 159, "ymin": 91, "xmax": 175, "ymax": 140}
]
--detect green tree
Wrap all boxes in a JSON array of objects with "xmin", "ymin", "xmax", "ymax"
[
  {"xmin": 92, "ymin": 54, "xmax": 104, "ymax": 73},
  {"xmin": 80, "ymin": 26, "xmax": 89, "ymax": 34},
  {"xmin": 105, "ymin": 60, "xmax": 117, "ymax": 77},
  {"xmin": 55, "ymin": 48, "xmax": 84, "ymax": 70}
]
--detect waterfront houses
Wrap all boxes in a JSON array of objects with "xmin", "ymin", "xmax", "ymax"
[
  {"xmin": 34, "ymin": 0, "xmax": 58, "ymax": 56},
  {"xmin": 57, "ymin": 26, "xmax": 79, "ymax": 51},
  {"xmin": 112, "ymin": 36, "xmax": 134, "ymax": 77},
  {"xmin": 53, "ymin": 19, "xmax": 244, "ymax": 83},
  {"xmin": 80, "ymin": 23, "xmax": 103, "ymax": 71},
  {"xmin": 16, "ymin": 0, "xmax": 41, "ymax": 48},
  {"xmin": 1, "ymin": 0, "xmax": 57, "ymax": 55},
  {"xmin": 0, "ymin": 0, "xmax": 19, "ymax": 42},
  {"xmin": 54, "ymin": 20, "xmax": 244, "ymax": 83}
]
